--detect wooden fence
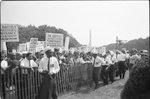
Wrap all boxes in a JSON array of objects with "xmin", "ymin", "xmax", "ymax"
[{"xmin": 0, "ymin": 63, "xmax": 93, "ymax": 99}]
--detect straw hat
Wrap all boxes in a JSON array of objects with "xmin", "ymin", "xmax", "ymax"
[{"xmin": 43, "ymin": 46, "xmax": 54, "ymax": 53}]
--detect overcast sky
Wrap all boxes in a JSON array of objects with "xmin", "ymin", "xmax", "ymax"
[{"xmin": 1, "ymin": 1, "xmax": 149, "ymax": 47}]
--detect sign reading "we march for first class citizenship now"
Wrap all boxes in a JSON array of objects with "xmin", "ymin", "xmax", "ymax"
[{"xmin": 1, "ymin": 24, "xmax": 19, "ymax": 42}]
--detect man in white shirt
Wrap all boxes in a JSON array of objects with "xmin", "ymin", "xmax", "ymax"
[
  {"xmin": 125, "ymin": 51, "xmax": 130, "ymax": 70},
  {"xmin": 20, "ymin": 52, "xmax": 38, "ymax": 99},
  {"xmin": 38, "ymin": 47, "xmax": 60, "ymax": 99},
  {"xmin": 92, "ymin": 52, "xmax": 105, "ymax": 89},
  {"xmin": 100, "ymin": 54, "xmax": 110, "ymax": 85},
  {"xmin": 20, "ymin": 53, "xmax": 38, "ymax": 68},
  {"xmin": 117, "ymin": 50, "xmax": 127, "ymax": 79},
  {"xmin": 105, "ymin": 51, "xmax": 115, "ymax": 83}
]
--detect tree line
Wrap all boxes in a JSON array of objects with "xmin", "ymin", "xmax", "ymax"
[
  {"xmin": 6, "ymin": 25, "xmax": 81, "ymax": 52},
  {"xmin": 104, "ymin": 37, "xmax": 149, "ymax": 51}
]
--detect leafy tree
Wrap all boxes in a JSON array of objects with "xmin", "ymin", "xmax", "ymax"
[
  {"xmin": 6, "ymin": 25, "xmax": 81, "ymax": 52},
  {"xmin": 104, "ymin": 37, "xmax": 149, "ymax": 51}
]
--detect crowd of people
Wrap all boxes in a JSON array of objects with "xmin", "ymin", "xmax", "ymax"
[{"xmin": 0, "ymin": 47, "xmax": 148, "ymax": 99}]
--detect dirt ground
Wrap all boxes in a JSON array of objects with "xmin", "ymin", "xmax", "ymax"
[{"xmin": 59, "ymin": 71, "xmax": 129, "ymax": 99}]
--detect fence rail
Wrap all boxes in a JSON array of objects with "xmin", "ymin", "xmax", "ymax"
[{"xmin": 0, "ymin": 63, "xmax": 93, "ymax": 99}]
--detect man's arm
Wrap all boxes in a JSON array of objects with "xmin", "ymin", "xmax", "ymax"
[
  {"xmin": 31, "ymin": 60, "xmax": 38, "ymax": 67},
  {"xmin": 38, "ymin": 59, "xmax": 44, "ymax": 72},
  {"xmin": 53, "ymin": 58, "xmax": 60, "ymax": 74}
]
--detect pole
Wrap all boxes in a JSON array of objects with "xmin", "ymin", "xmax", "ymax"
[
  {"xmin": 89, "ymin": 30, "xmax": 92, "ymax": 51},
  {"xmin": 116, "ymin": 36, "xmax": 118, "ymax": 50}
]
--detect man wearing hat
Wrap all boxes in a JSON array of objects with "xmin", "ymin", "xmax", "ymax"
[
  {"xmin": 92, "ymin": 52, "xmax": 105, "ymax": 89},
  {"xmin": 117, "ymin": 50, "xmax": 127, "ymax": 79},
  {"xmin": 20, "ymin": 52, "xmax": 38, "ymax": 99},
  {"xmin": 38, "ymin": 47, "xmax": 60, "ymax": 99}
]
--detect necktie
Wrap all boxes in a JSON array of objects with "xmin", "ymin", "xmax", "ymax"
[
  {"xmin": 29, "ymin": 60, "xmax": 31, "ymax": 67},
  {"xmin": 47, "ymin": 58, "xmax": 50, "ymax": 71},
  {"xmin": 93, "ymin": 58, "xmax": 96, "ymax": 67}
]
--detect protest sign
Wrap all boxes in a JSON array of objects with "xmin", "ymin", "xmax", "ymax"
[
  {"xmin": 37, "ymin": 41, "xmax": 45, "ymax": 46},
  {"xmin": 36, "ymin": 46, "xmax": 44, "ymax": 52},
  {"xmin": 26, "ymin": 42, "xmax": 30, "ymax": 51},
  {"xmin": 1, "ymin": 42, "xmax": 7, "ymax": 52},
  {"xmin": 19, "ymin": 43, "xmax": 27, "ymax": 52},
  {"xmin": 1, "ymin": 24, "xmax": 19, "ymax": 42},
  {"xmin": 64, "ymin": 36, "xmax": 70, "ymax": 51},
  {"xmin": 28, "ymin": 38, "xmax": 38, "ymax": 53},
  {"xmin": 36, "ymin": 41, "xmax": 45, "ymax": 52},
  {"xmin": 46, "ymin": 33, "xmax": 63, "ymax": 48}
]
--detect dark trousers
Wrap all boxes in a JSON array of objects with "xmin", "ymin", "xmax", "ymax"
[
  {"xmin": 126, "ymin": 59, "xmax": 130, "ymax": 70},
  {"xmin": 129, "ymin": 63, "xmax": 134, "ymax": 73},
  {"xmin": 100, "ymin": 65, "xmax": 108, "ymax": 85},
  {"xmin": 20, "ymin": 74, "xmax": 29, "ymax": 99},
  {"xmin": 118, "ymin": 61, "xmax": 126, "ymax": 79},
  {"xmin": 108, "ymin": 65, "xmax": 114, "ymax": 83},
  {"xmin": 36, "ymin": 73, "xmax": 57, "ymax": 99},
  {"xmin": 1, "ymin": 74, "xmax": 6, "ymax": 99},
  {"xmin": 92, "ymin": 67, "xmax": 100, "ymax": 86}
]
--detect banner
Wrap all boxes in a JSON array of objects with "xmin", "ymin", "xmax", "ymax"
[
  {"xmin": 19, "ymin": 43, "xmax": 27, "ymax": 52},
  {"xmin": 37, "ymin": 41, "xmax": 45, "ymax": 46},
  {"xmin": 26, "ymin": 42, "xmax": 30, "ymax": 51},
  {"xmin": 46, "ymin": 33, "xmax": 63, "ymax": 48},
  {"xmin": 1, "ymin": 42, "xmax": 7, "ymax": 51},
  {"xmin": 1, "ymin": 24, "xmax": 19, "ymax": 42},
  {"xmin": 64, "ymin": 36, "xmax": 70, "ymax": 51},
  {"xmin": 36, "ymin": 41, "xmax": 45, "ymax": 52},
  {"xmin": 36, "ymin": 46, "xmax": 44, "ymax": 52},
  {"xmin": 28, "ymin": 38, "xmax": 38, "ymax": 53}
]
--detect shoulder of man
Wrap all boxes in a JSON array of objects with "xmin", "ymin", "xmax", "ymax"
[
  {"xmin": 30, "ymin": 59, "xmax": 36, "ymax": 62},
  {"xmin": 97, "ymin": 56, "xmax": 103, "ymax": 60},
  {"xmin": 40, "ymin": 57, "xmax": 47, "ymax": 61},
  {"xmin": 51, "ymin": 56, "xmax": 58, "ymax": 61},
  {"xmin": 20, "ymin": 58, "xmax": 25, "ymax": 63}
]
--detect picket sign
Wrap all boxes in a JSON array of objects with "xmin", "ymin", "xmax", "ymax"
[
  {"xmin": 46, "ymin": 33, "xmax": 64, "ymax": 49},
  {"xmin": 35, "ymin": 41, "xmax": 46, "ymax": 52},
  {"xmin": 28, "ymin": 38, "xmax": 38, "ymax": 53},
  {"xmin": 64, "ymin": 36, "xmax": 70, "ymax": 51},
  {"xmin": 19, "ymin": 43, "xmax": 27, "ymax": 52},
  {"xmin": 1, "ymin": 24, "xmax": 19, "ymax": 54},
  {"xmin": 1, "ymin": 24, "xmax": 19, "ymax": 42},
  {"xmin": 1, "ymin": 42, "xmax": 7, "ymax": 51}
]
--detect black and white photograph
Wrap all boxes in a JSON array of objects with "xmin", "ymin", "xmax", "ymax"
[{"xmin": 1, "ymin": 0, "xmax": 149, "ymax": 99}]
